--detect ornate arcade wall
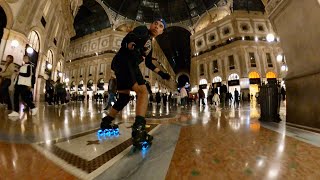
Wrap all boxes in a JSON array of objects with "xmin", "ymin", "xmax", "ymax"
[{"xmin": 267, "ymin": 0, "xmax": 320, "ymax": 131}]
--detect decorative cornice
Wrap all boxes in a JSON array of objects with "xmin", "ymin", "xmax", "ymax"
[
  {"xmin": 67, "ymin": 50, "xmax": 117, "ymax": 63},
  {"xmin": 266, "ymin": 0, "xmax": 285, "ymax": 16}
]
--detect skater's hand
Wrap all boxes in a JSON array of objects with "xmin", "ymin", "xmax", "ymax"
[
  {"xmin": 158, "ymin": 71, "xmax": 170, "ymax": 80},
  {"xmin": 127, "ymin": 42, "xmax": 136, "ymax": 50}
]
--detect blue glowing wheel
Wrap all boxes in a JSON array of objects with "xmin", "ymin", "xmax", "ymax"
[
  {"xmin": 104, "ymin": 129, "xmax": 111, "ymax": 136},
  {"xmin": 97, "ymin": 128, "xmax": 120, "ymax": 138},
  {"xmin": 110, "ymin": 129, "xmax": 115, "ymax": 136},
  {"xmin": 141, "ymin": 141, "xmax": 149, "ymax": 150},
  {"xmin": 97, "ymin": 129, "xmax": 104, "ymax": 136},
  {"xmin": 114, "ymin": 128, "xmax": 120, "ymax": 135}
]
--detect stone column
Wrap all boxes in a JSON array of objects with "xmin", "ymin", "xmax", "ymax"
[
  {"xmin": 35, "ymin": 52, "xmax": 46, "ymax": 102},
  {"xmin": 0, "ymin": 28, "xmax": 10, "ymax": 62},
  {"xmin": 267, "ymin": 0, "xmax": 320, "ymax": 130}
]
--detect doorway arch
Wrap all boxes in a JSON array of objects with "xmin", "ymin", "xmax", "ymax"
[
  {"xmin": 177, "ymin": 74, "xmax": 190, "ymax": 88},
  {"xmin": 0, "ymin": 6, "xmax": 7, "ymax": 40},
  {"xmin": 212, "ymin": 76, "xmax": 222, "ymax": 90},
  {"xmin": 266, "ymin": 71, "xmax": 277, "ymax": 79},
  {"xmin": 248, "ymin": 71, "xmax": 260, "ymax": 79},
  {"xmin": 228, "ymin": 73, "xmax": 241, "ymax": 99},
  {"xmin": 0, "ymin": 2, "xmax": 13, "ymax": 61},
  {"xmin": 0, "ymin": 1, "xmax": 13, "ymax": 29},
  {"xmin": 248, "ymin": 71, "xmax": 261, "ymax": 99}
]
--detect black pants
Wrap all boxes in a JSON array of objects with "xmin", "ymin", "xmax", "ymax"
[
  {"xmin": 46, "ymin": 91, "xmax": 54, "ymax": 104},
  {"xmin": 55, "ymin": 92, "xmax": 65, "ymax": 105},
  {"xmin": 0, "ymin": 78, "xmax": 12, "ymax": 110},
  {"xmin": 199, "ymin": 98, "xmax": 205, "ymax": 105},
  {"xmin": 112, "ymin": 54, "xmax": 145, "ymax": 90},
  {"xmin": 14, "ymin": 85, "xmax": 35, "ymax": 112}
]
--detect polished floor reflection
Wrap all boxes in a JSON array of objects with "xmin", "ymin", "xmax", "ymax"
[{"xmin": 0, "ymin": 101, "xmax": 320, "ymax": 179}]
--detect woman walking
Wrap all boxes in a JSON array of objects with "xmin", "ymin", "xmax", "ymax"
[
  {"xmin": 0, "ymin": 55, "xmax": 15, "ymax": 112},
  {"xmin": 8, "ymin": 55, "xmax": 37, "ymax": 117}
]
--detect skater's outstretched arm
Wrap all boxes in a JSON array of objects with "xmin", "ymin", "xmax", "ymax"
[{"xmin": 145, "ymin": 55, "xmax": 170, "ymax": 80}]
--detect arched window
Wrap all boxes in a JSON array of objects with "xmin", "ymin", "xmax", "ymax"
[
  {"xmin": 56, "ymin": 61, "xmax": 62, "ymax": 71},
  {"xmin": 249, "ymin": 71, "xmax": 260, "ymax": 79},
  {"xmin": 55, "ymin": 61, "xmax": 63, "ymax": 80},
  {"xmin": 213, "ymin": 76, "xmax": 222, "ymax": 83},
  {"xmin": 266, "ymin": 72, "xmax": 277, "ymax": 79},
  {"xmin": 28, "ymin": 31, "xmax": 40, "ymax": 52},
  {"xmin": 98, "ymin": 79, "xmax": 104, "ymax": 84},
  {"xmin": 70, "ymin": 81, "xmax": 75, "ymax": 91},
  {"xmin": 46, "ymin": 50, "xmax": 53, "ymax": 64},
  {"xmin": 87, "ymin": 79, "xmax": 93, "ymax": 91},
  {"xmin": 199, "ymin": 79, "xmax": 207, "ymax": 85},
  {"xmin": 87, "ymin": 79, "xmax": 93, "ymax": 85},
  {"xmin": 228, "ymin": 73, "xmax": 239, "ymax": 81},
  {"xmin": 97, "ymin": 78, "xmax": 104, "ymax": 90},
  {"xmin": 78, "ymin": 80, "xmax": 84, "ymax": 91}
]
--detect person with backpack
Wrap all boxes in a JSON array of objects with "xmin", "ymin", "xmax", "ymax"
[{"xmin": 9, "ymin": 55, "xmax": 37, "ymax": 117}]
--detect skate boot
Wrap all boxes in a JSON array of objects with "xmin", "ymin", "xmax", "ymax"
[
  {"xmin": 131, "ymin": 116, "xmax": 153, "ymax": 150},
  {"xmin": 97, "ymin": 116, "xmax": 119, "ymax": 137}
]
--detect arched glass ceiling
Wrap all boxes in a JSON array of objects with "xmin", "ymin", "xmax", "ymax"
[
  {"xmin": 102, "ymin": 0, "xmax": 221, "ymax": 23},
  {"xmin": 71, "ymin": 0, "xmax": 111, "ymax": 40}
]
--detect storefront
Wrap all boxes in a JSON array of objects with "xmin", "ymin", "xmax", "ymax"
[
  {"xmin": 212, "ymin": 76, "xmax": 222, "ymax": 94},
  {"xmin": 266, "ymin": 71, "xmax": 277, "ymax": 84},
  {"xmin": 78, "ymin": 80, "xmax": 84, "ymax": 95},
  {"xmin": 70, "ymin": 81, "xmax": 76, "ymax": 92},
  {"xmin": 199, "ymin": 79, "xmax": 208, "ymax": 102},
  {"xmin": 248, "ymin": 71, "xmax": 261, "ymax": 99},
  {"xmin": 97, "ymin": 78, "xmax": 105, "ymax": 94},
  {"xmin": 87, "ymin": 79, "xmax": 94, "ymax": 100},
  {"xmin": 228, "ymin": 73, "xmax": 241, "ymax": 99}
]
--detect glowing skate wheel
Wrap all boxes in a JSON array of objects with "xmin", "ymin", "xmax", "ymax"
[
  {"xmin": 111, "ymin": 129, "xmax": 116, "ymax": 136},
  {"xmin": 141, "ymin": 141, "xmax": 149, "ymax": 150},
  {"xmin": 97, "ymin": 129, "xmax": 103, "ymax": 136},
  {"xmin": 97, "ymin": 129, "xmax": 103, "ymax": 133},
  {"xmin": 102, "ymin": 129, "xmax": 108, "ymax": 136},
  {"xmin": 114, "ymin": 128, "xmax": 119, "ymax": 135},
  {"xmin": 108, "ymin": 129, "xmax": 113, "ymax": 136}
]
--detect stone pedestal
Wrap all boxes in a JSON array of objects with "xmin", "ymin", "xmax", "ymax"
[{"xmin": 267, "ymin": 0, "xmax": 320, "ymax": 130}]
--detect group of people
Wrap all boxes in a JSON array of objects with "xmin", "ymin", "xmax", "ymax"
[
  {"xmin": 45, "ymin": 78, "xmax": 70, "ymax": 105},
  {"xmin": 0, "ymin": 55, "xmax": 37, "ymax": 117},
  {"xmin": 159, "ymin": 84, "xmax": 241, "ymax": 109},
  {"xmin": 150, "ymin": 86, "xmax": 199, "ymax": 107}
]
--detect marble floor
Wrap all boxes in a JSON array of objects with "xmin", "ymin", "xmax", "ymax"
[{"xmin": 0, "ymin": 100, "xmax": 320, "ymax": 180}]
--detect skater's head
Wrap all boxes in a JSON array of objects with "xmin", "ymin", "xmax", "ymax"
[
  {"xmin": 23, "ymin": 55, "xmax": 30, "ymax": 63},
  {"xmin": 149, "ymin": 18, "xmax": 166, "ymax": 38},
  {"xmin": 5, "ymin": 55, "xmax": 14, "ymax": 65}
]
